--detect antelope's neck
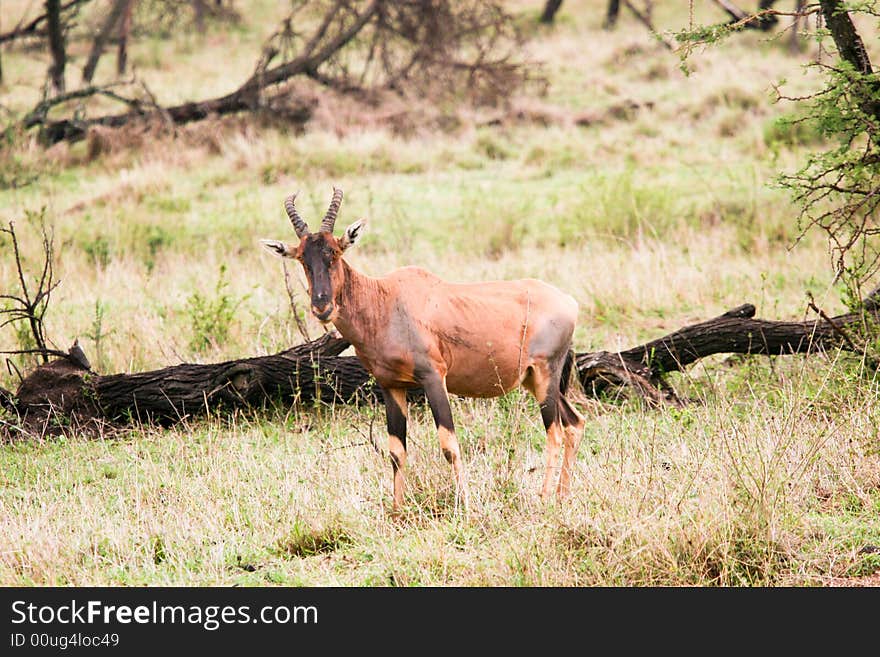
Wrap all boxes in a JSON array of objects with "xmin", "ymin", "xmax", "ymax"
[{"xmin": 331, "ymin": 260, "xmax": 389, "ymax": 350}]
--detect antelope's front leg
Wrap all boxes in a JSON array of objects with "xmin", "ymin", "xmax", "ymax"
[
  {"xmin": 382, "ymin": 387, "xmax": 408, "ymax": 512},
  {"xmin": 422, "ymin": 374, "xmax": 468, "ymax": 512}
]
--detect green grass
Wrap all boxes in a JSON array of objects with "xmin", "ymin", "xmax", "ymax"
[{"xmin": 1, "ymin": 0, "xmax": 879, "ymax": 586}]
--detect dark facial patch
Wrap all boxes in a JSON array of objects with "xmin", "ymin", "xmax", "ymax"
[{"xmin": 298, "ymin": 234, "xmax": 342, "ymax": 309}]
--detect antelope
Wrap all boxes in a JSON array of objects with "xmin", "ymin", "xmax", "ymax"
[{"xmin": 262, "ymin": 187, "xmax": 585, "ymax": 511}]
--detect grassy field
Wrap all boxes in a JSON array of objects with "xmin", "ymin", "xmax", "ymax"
[{"xmin": 1, "ymin": 1, "xmax": 879, "ymax": 586}]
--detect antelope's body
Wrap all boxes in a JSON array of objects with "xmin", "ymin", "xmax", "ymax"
[
  {"xmin": 263, "ymin": 188, "xmax": 585, "ymax": 511},
  {"xmin": 335, "ymin": 264, "xmax": 577, "ymax": 396}
]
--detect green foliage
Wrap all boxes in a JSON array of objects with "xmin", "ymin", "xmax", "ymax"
[
  {"xmin": 775, "ymin": 59, "xmax": 880, "ymax": 295},
  {"xmin": 274, "ymin": 517, "xmax": 353, "ymax": 558},
  {"xmin": 81, "ymin": 234, "xmax": 112, "ymax": 268},
  {"xmin": 138, "ymin": 224, "xmax": 175, "ymax": 273},
  {"xmin": 185, "ymin": 264, "xmax": 246, "ymax": 353},
  {"xmin": 763, "ymin": 112, "xmax": 827, "ymax": 150},
  {"xmin": 84, "ymin": 300, "xmax": 113, "ymax": 372}
]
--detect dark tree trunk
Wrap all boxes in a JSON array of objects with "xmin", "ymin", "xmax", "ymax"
[
  {"xmin": 790, "ymin": 0, "xmax": 806, "ymax": 53},
  {"xmin": 819, "ymin": 0, "xmax": 880, "ymax": 124},
  {"xmin": 193, "ymin": 0, "xmax": 206, "ymax": 32},
  {"xmin": 82, "ymin": 0, "xmax": 131, "ymax": 84},
  {"xmin": 604, "ymin": 0, "xmax": 621, "ymax": 29},
  {"xmin": 819, "ymin": 0, "xmax": 874, "ymax": 76},
  {"xmin": 117, "ymin": 0, "xmax": 133, "ymax": 76},
  {"xmin": 757, "ymin": 0, "xmax": 779, "ymax": 31},
  {"xmin": 46, "ymin": 0, "xmax": 67, "ymax": 94},
  {"xmin": 540, "ymin": 0, "xmax": 564, "ymax": 24}
]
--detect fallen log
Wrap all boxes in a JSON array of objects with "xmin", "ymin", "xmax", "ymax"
[
  {"xmin": 576, "ymin": 299, "xmax": 877, "ymax": 404},
  {"xmin": 2, "ymin": 294, "xmax": 878, "ymax": 436},
  {"xmin": 2, "ymin": 333, "xmax": 381, "ymax": 434}
]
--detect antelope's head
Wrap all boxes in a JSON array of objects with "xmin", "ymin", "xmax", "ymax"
[{"xmin": 261, "ymin": 187, "xmax": 366, "ymax": 324}]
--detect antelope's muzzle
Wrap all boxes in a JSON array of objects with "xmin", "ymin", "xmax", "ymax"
[{"xmin": 312, "ymin": 303, "xmax": 334, "ymax": 322}]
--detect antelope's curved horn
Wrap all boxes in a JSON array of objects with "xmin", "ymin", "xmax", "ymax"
[
  {"xmin": 320, "ymin": 186, "xmax": 344, "ymax": 233},
  {"xmin": 284, "ymin": 193, "xmax": 310, "ymax": 238}
]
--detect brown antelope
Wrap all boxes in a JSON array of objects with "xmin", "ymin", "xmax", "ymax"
[{"xmin": 262, "ymin": 187, "xmax": 585, "ymax": 511}]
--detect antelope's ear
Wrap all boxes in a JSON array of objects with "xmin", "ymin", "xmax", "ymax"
[
  {"xmin": 339, "ymin": 218, "xmax": 367, "ymax": 251},
  {"xmin": 261, "ymin": 239, "xmax": 293, "ymax": 258}
]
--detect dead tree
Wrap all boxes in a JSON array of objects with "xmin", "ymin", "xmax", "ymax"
[
  {"xmin": 117, "ymin": 0, "xmax": 133, "ymax": 75},
  {"xmin": 0, "ymin": 0, "xmax": 90, "ymax": 46},
  {"xmin": 604, "ymin": 0, "xmax": 621, "ymax": 29},
  {"xmin": 17, "ymin": 0, "xmax": 533, "ymax": 145},
  {"xmin": 82, "ymin": 0, "xmax": 133, "ymax": 84},
  {"xmin": 2, "ymin": 333, "xmax": 380, "ymax": 432},
  {"xmin": 46, "ymin": 0, "xmax": 67, "ymax": 94},
  {"xmin": 602, "ymin": 0, "xmax": 671, "ymax": 49},
  {"xmin": 540, "ymin": 0, "xmax": 564, "ymax": 24},
  {"xmin": 0, "ymin": 220, "xmax": 59, "ymax": 367}
]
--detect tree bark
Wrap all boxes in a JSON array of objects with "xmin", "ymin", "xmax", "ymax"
[
  {"xmin": 117, "ymin": 0, "xmax": 133, "ymax": 76},
  {"xmin": 46, "ymin": 0, "xmax": 67, "ymax": 94},
  {"xmin": 193, "ymin": 0, "xmax": 206, "ymax": 33},
  {"xmin": 604, "ymin": 0, "xmax": 621, "ymax": 29},
  {"xmin": 82, "ymin": 0, "xmax": 131, "ymax": 84},
  {"xmin": 7, "ymin": 333, "xmax": 384, "ymax": 430},
  {"xmin": 819, "ymin": 0, "xmax": 880, "ymax": 128},
  {"xmin": 540, "ymin": 0, "xmax": 564, "ymax": 24},
  {"xmin": 33, "ymin": 84, "xmax": 315, "ymax": 144},
  {"xmin": 819, "ymin": 0, "xmax": 874, "ymax": 76},
  {"xmin": 576, "ymin": 301, "xmax": 876, "ymax": 403}
]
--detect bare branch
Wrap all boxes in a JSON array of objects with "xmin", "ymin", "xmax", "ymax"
[
  {"xmin": 0, "ymin": 0, "xmax": 90, "ymax": 45},
  {"xmin": 0, "ymin": 218, "xmax": 57, "ymax": 364}
]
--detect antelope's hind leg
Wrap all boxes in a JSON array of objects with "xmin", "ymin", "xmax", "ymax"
[
  {"xmin": 557, "ymin": 396, "xmax": 585, "ymax": 498},
  {"xmin": 522, "ymin": 362, "xmax": 564, "ymax": 502},
  {"xmin": 382, "ymin": 387, "xmax": 408, "ymax": 512}
]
